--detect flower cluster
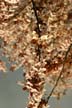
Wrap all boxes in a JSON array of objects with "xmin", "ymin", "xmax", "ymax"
[{"xmin": 0, "ymin": 0, "xmax": 72, "ymax": 108}]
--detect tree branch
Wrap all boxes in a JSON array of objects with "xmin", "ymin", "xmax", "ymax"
[
  {"xmin": 31, "ymin": 0, "xmax": 41, "ymax": 37},
  {"xmin": 46, "ymin": 43, "xmax": 72, "ymax": 103},
  {"xmin": 31, "ymin": 0, "xmax": 41, "ymax": 61}
]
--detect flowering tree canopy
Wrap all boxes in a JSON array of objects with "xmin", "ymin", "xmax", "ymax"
[{"xmin": 0, "ymin": 0, "xmax": 72, "ymax": 108}]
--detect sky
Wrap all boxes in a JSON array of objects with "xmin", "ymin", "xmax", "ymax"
[{"xmin": 0, "ymin": 67, "xmax": 72, "ymax": 108}]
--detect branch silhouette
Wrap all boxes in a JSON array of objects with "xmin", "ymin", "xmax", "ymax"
[
  {"xmin": 31, "ymin": 0, "xmax": 41, "ymax": 61},
  {"xmin": 46, "ymin": 43, "xmax": 72, "ymax": 103}
]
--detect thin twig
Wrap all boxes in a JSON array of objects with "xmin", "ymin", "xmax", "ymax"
[{"xmin": 46, "ymin": 43, "xmax": 72, "ymax": 103}]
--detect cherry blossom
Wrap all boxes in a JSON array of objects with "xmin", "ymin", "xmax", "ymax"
[{"xmin": 0, "ymin": 0, "xmax": 72, "ymax": 108}]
